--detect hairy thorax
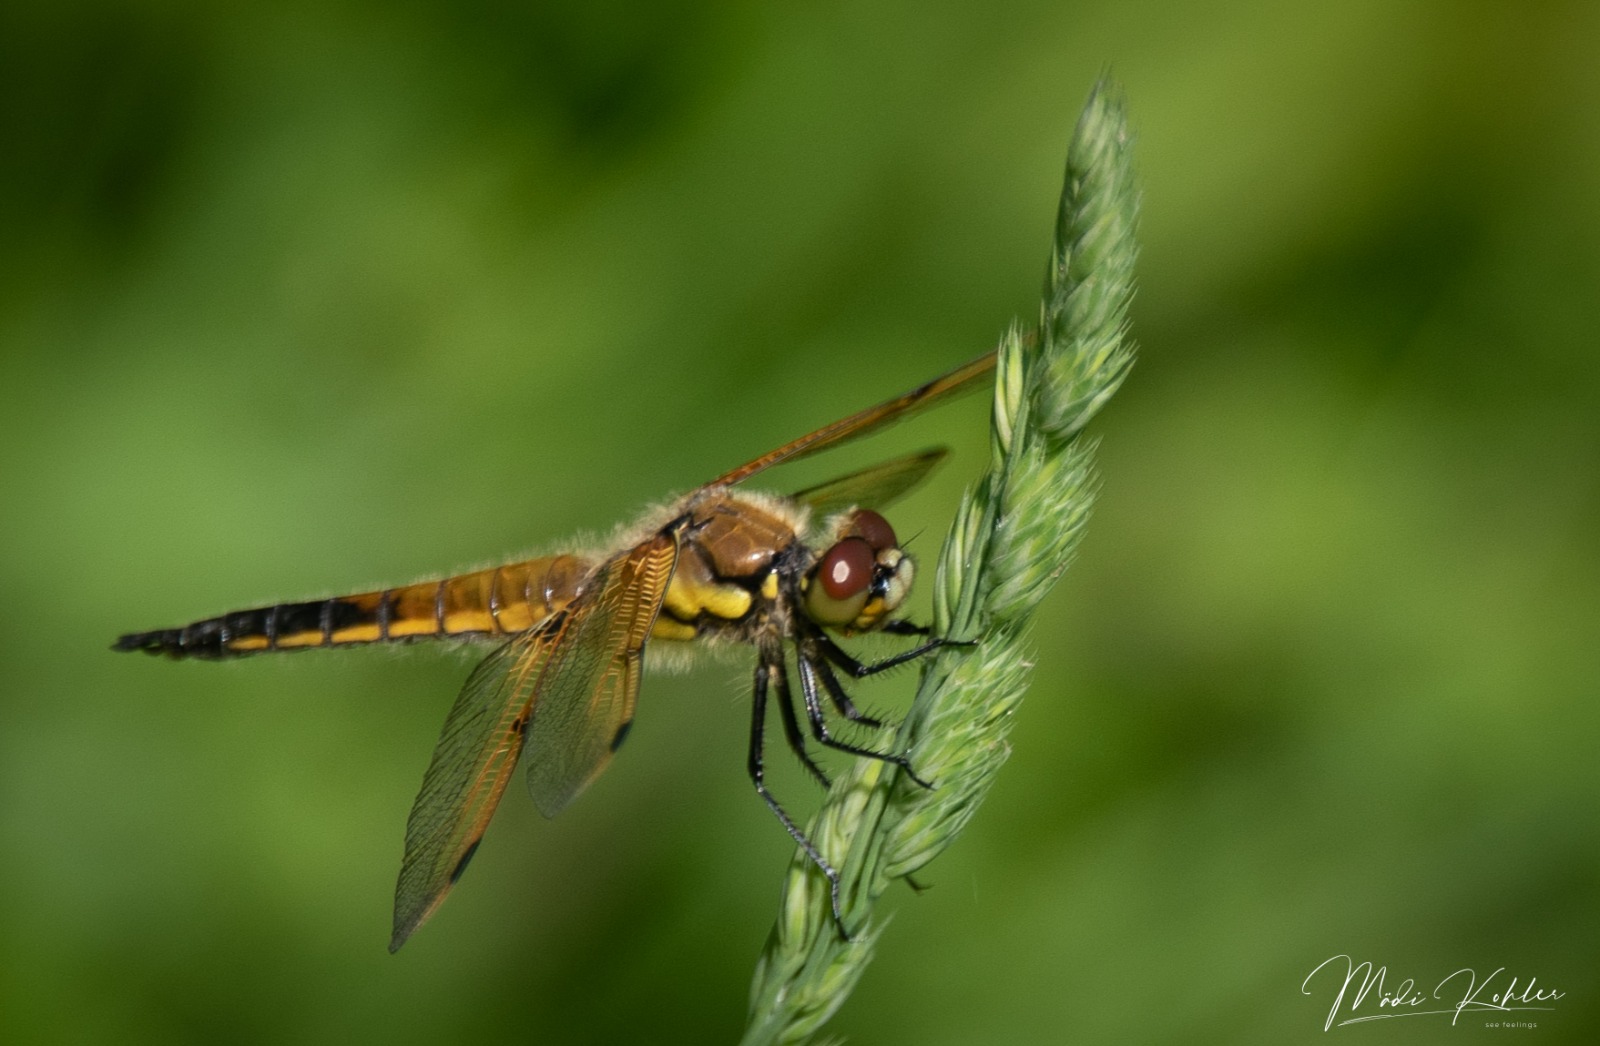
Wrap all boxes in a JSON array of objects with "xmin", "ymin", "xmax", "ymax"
[{"xmin": 652, "ymin": 489, "xmax": 807, "ymax": 643}]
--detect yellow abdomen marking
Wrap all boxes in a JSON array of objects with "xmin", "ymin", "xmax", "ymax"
[{"xmin": 163, "ymin": 555, "xmax": 600, "ymax": 659}]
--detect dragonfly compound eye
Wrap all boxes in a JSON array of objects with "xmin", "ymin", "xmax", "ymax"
[
  {"xmin": 804, "ymin": 537, "xmax": 873, "ymax": 626},
  {"xmin": 849, "ymin": 509, "xmax": 898, "ymax": 552}
]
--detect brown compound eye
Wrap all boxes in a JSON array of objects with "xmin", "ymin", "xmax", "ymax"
[
  {"xmin": 820, "ymin": 537, "xmax": 873, "ymax": 598},
  {"xmin": 850, "ymin": 509, "xmax": 898, "ymax": 552},
  {"xmin": 805, "ymin": 537, "xmax": 874, "ymax": 626}
]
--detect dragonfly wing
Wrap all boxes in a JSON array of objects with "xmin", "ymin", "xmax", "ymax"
[
  {"xmin": 390, "ymin": 624, "xmax": 561, "ymax": 951},
  {"xmin": 387, "ymin": 532, "xmax": 676, "ymax": 950},
  {"xmin": 790, "ymin": 447, "xmax": 949, "ymax": 520},
  {"xmin": 523, "ymin": 531, "xmax": 678, "ymax": 819},
  {"xmin": 710, "ymin": 350, "xmax": 995, "ymax": 488}
]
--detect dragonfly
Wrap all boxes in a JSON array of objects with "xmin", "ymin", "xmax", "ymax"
[{"xmin": 115, "ymin": 350, "xmax": 997, "ymax": 950}]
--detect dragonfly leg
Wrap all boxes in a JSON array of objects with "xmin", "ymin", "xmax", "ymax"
[
  {"xmin": 814, "ymin": 629, "xmax": 965, "ymax": 678},
  {"xmin": 880, "ymin": 619, "xmax": 932, "ymax": 637},
  {"xmin": 806, "ymin": 652, "xmax": 883, "ymax": 729},
  {"xmin": 796, "ymin": 656, "xmax": 934, "ymax": 790},
  {"xmin": 773, "ymin": 658, "xmax": 830, "ymax": 789},
  {"xmin": 750, "ymin": 657, "xmax": 850, "ymax": 938}
]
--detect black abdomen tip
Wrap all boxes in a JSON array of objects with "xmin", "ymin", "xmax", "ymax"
[
  {"xmin": 111, "ymin": 627, "xmax": 220, "ymax": 659},
  {"xmin": 113, "ymin": 630, "xmax": 173, "ymax": 655}
]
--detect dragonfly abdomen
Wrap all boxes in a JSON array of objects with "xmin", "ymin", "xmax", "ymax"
[{"xmin": 114, "ymin": 555, "xmax": 593, "ymax": 660}]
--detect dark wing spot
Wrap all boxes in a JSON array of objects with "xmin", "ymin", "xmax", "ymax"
[
  {"xmin": 610, "ymin": 720, "xmax": 633, "ymax": 753},
  {"xmin": 449, "ymin": 839, "xmax": 482, "ymax": 885}
]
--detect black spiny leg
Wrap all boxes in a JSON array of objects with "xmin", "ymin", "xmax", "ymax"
[
  {"xmin": 795, "ymin": 656, "xmax": 934, "ymax": 789},
  {"xmin": 775, "ymin": 661, "xmax": 830, "ymax": 789},
  {"xmin": 748, "ymin": 657, "xmax": 850, "ymax": 937},
  {"xmin": 880, "ymin": 619, "xmax": 932, "ymax": 637},
  {"xmin": 809, "ymin": 655, "xmax": 882, "ymax": 730},
  {"xmin": 814, "ymin": 628, "xmax": 966, "ymax": 679}
]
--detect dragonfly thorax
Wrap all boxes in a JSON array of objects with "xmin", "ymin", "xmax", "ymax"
[
  {"xmin": 651, "ymin": 492, "xmax": 913, "ymax": 642},
  {"xmin": 653, "ymin": 489, "xmax": 800, "ymax": 642}
]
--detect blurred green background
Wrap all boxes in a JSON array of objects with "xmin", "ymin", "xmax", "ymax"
[{"xmin": 3, "ymin": 1, "xmax": 1596, "ymax": 1042}]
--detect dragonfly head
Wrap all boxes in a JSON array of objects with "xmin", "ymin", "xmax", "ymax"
[{"xmin": 800, "ymin": 509, "xmax": 914, "ymax": 633}]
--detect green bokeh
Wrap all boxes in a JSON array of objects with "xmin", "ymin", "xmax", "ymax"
[{"xmin": 3, "ymin": 2, "xmax": 1596, "ymax": 1042}]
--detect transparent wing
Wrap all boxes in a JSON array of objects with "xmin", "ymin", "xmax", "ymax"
[
  {"xmin": 790, "ymin": 447, "xmax": 949, "ymax": 520},
  {"xmin": 522, "ymin": 532, "xmax": 678, "ymax": 818},
  {"xmin": 710, "ymin": 351, "xmax": 995, "ymax": 489},
  {"xmin": 387, "ymin": 533, "xmax": 676, "ymax": 951},
  {"xmin": 389, "ymin": 621, "xmax": 562, "ymax": 951}
]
